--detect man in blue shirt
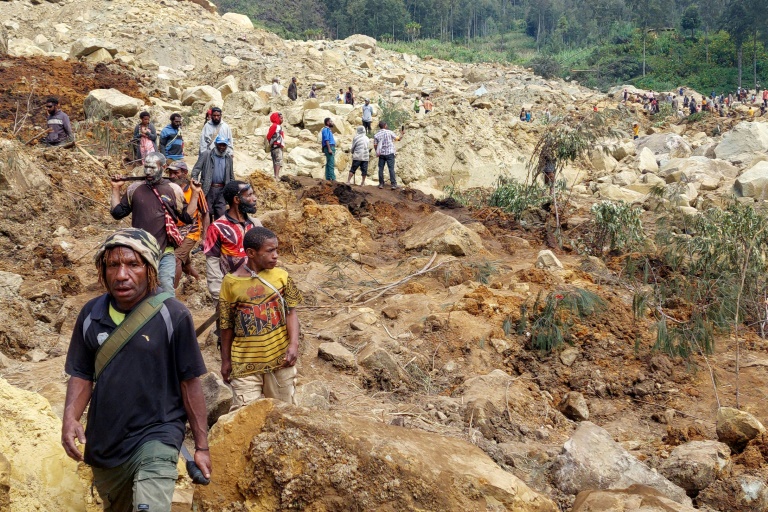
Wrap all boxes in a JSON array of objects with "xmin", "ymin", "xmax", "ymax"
[
  {"xmin": 159, "ymin": 113, "xmax": 184, "ymax": 161},
  {"xmin": 321, "ymin": 118, "xmax": 336, "ymax": 181}
]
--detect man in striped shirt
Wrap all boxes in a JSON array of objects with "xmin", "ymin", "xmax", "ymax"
[
  {"xmin": 219, "ymin": 227, "xmax": 303, "ymax": 407},
  {"xmin": 373, "ymin": 121, "xmax": 404, "ymax": 190}
]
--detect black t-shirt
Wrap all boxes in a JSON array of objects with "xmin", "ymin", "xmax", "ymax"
[{"xmin": 65, "ymin": 293, "xmax": 207, "ymax": 468}]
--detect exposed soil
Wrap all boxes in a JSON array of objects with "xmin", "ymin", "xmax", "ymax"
[{"xmin": 0, "ymin": 56, "xmax": 148, "ymax": 141}]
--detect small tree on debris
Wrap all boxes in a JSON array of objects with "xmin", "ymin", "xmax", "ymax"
[
  {"xmin": 526, "ymin": 109, "xmax": 625, "ymax": 238},
  {"xmin": 630, "ymin": 200, "xmax": 768, "ymax": 408}
]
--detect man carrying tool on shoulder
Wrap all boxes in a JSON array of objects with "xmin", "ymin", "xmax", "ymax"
[{"xmin": 62, "ymin": 228, "xmax": 211, "ymax": 512}]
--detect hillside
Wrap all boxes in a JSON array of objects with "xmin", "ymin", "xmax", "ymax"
[{"xmin": 2, "ymin": 0, "xmax": 768, "ymax": 511}]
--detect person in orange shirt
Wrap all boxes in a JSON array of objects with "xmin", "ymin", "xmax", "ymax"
[{"xmin": 168, "ymin": 161, "xmax": 204, "ymax": 286}]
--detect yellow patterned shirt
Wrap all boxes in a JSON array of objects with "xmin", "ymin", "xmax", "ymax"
[{"xmin": 218, "ymin": 268, "xmax": 303, "ymax": 378}]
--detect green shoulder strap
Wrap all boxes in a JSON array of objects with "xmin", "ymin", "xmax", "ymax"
[{"xmin": 94, "ymin": 291, "xmax": 173, "ymax": 381}]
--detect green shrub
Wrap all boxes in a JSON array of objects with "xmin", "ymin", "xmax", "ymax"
[
  {"xmin": 376, "ymin": 99, "xmax": 410, "ymax": 132},
  {"xmin": 523, "ymin": 288, "xmax": 606, "ymax": 353},
  {"xmin": 488, "ymin": 176, "xmax": 550, "ymax": 219},
  {"xmin": 582, "ymin": 200, "xmax": 645, "ymax": 256}
]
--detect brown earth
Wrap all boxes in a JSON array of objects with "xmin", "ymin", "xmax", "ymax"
[
  {"xmin": 0, "ymin": 56, "xmax": 148, "ymax": 143},
  {"xmin": 2, "ymin": 46, "xmax": 768, "ymax": 512}
]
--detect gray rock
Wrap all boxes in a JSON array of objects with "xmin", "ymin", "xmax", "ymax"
[
  {"xmin": 715, "ymin": 121, "xmax": 768, "ymax": 164},
  {"xmin": 559, "ymin": 391, "xmax": 589, "ymax": 421},
  {"xmin": 180, "ymin": 86, "xmax": 222, "ymax": 107},
  {"xmin": 318, "ymin": 342, "xmax": 356, "ymax": 369},
  {"xmin": 84, "ymin": 89, "xmax": 144, "ymax": 118},
  {"xmin": 350, "ymin": 321, "xmax": 367, "ymax": 331},
  {"xmin": 295, "ymin": 381, "xmax": 330, "ymax": 409},
  {"xmin": 400, "ymin": 211, "xmax": 484, "ymax": 256},
  {"xmin": 734, "ymin": 162, "xmax": 768, "ymax": 200},
  {"xmin": 0, "ymin": 25, "xmax": 7, "ymax": 56},
  {"xmin": 536, "ymin": 250, "xmax": 563, "ymax": 269},
  {"xmin": 716, "ymin": 406, "xmax": 765, "ymax": 451},
  {"xmin": 0, "ymin": 271, "xmax": 22, "ymax": 298},
  {"xmin": 573, "ymin": 485, "xmax": 698, "ymax": 512},
  {"xmin": 552, "ymin": 421, "xmax": 692, "ymax": 506},
  {"xmin": 200, "ymin": 372, "xmax": 233, "ymax": 427},
  {"xmin": 659, "ymin": 440, "xmax": 730, "ymax": 492},
  {"xmin": 69, "ymin": 37, "xmax": 117, "ymax": 59},
  {"xmin": 559, "ymin": 347, "xmax": 579, "ymax": 366},
  {"xmin": 358, "ymin": 342, "xmax": 407, "ymax": 386}
]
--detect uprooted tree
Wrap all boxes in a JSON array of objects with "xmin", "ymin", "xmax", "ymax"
[{"xmin": 526, "ymin": 108, "xmax": 626, "ymax": 237}]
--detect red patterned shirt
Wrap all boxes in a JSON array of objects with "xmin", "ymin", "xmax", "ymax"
[{"xmin": 203, "ymin": 214, "xmax": 258, "ymax": 274}]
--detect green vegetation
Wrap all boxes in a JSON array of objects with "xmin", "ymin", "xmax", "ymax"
[
  {"xmin": 581, "ymin": 200, "xmax": 646, "ymax": 257},
  {"xmin": 521, "ymin": 288, "xmax": 606, "ymax": 353},
  {"xmin": 216, "ymin": 0, "xmax": 768, "ymax": 93},
  {"xmin": 487, "ymin": 177, "xmax": 552, "ymax": 220},
  {"xmin": 629, "ymin": 202, "xmax": 768, "ymax": 373}
]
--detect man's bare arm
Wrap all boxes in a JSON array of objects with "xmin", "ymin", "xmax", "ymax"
[
  {"xmin": 61, "ymin": 376, "xmax": 92, "ymax": 461},
  {"xmin": 180, "ymin": 378, "xmax": 212, "ymax": 479}
]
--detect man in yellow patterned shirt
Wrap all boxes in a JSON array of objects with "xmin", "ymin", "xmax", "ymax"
[{"xmin": 219, "ymin": 227, "xmax": 302, "ymax": 407}]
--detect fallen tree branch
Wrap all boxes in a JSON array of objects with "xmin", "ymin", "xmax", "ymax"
[{"xmin": 354, "ymin": 252, "xmax": 445, "ymax": 305}]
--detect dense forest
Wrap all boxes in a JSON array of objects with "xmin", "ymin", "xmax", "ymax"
[{"xmin": 214, "ymin": 0, "xmax": 768, "ymax": 92}]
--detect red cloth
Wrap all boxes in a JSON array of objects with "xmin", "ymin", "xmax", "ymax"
[{"xmin": 266, "ymin": 112, "xmax": 284, "ymax": 148}]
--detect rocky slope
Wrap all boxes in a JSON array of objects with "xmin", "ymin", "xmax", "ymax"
[{"xmin": 3, "ymin": 0, "xmax": 768, "ymax": 511}]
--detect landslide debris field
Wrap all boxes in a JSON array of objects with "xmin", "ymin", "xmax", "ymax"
[{"xmin": 3, "ymin": 0, "xmax": 768, "ymax": 510}]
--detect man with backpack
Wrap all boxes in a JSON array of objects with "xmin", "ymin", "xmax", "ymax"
[
  {"xmin": 266, "ymin": 112, "xmax": 286, "ymax": 180},
  {"xmin": 62, "ymin": 228, "xmax": 211, "ymax": 512}
]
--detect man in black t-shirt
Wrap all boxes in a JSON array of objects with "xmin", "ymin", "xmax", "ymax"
[
  {"xmin": 62, "ymin": 228, "xmax": 210, "ymax": 512},
  {"xmin": 110, "ymin": 152, "xmax": 202, "ymax": 296}
]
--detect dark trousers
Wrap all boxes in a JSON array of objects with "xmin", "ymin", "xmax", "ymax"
[
  {"xmin": 363, "ymin": 120, "xmax": 372, "ymax": 135},
  {"xmin": 378, "ymin": 153, "xmax": 396, "ymax": 187},
  {"xmin": 206, "ymin": 186, "xmax": 226, "ymax": 221}
]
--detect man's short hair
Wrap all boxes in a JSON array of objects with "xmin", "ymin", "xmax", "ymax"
[
  {"xmin": 243, "ymin": 227, "xmax": 277, "ymax": 251},
  {"xmin": 46, "ymin": 97, "xmax": 59, "ymax": 105},
  {"xmin": 139, "ymin": 111, "xmax": 150, "ymax": 119},
  {"xmin": 223, "ymin": 180, "xmax": 250, "ymax": 206},
  {"xmin": 170, "ymin": 113, "xmax": 181, "ymax": 121},
  {"xmin": 378, "ymin": 121, "xmax": 386, "ymax": 129},
  {"xmin": 144, "ymin": 152, "xmax": 166, "ymax": 168},
  {"xmin": 324, "ymin": 117, "xmax": 332, "ymax": 125},
  {"xmin": 211, "ymin": 107, "xmax": 222, "ymax": 114}
]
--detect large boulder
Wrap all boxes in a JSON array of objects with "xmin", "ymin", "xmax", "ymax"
[
  {"xmin": 552, "ymin": 422, "xmax": 692, "ymax": 506},
  {"xmin": 590, "ymin": 149, "xmax": 618, "ymax": 173},
  {"xmin": 215, "ymin": 75, "xmax": 238, "ymax": 98},
  {"xmin": 8, "ymin": 38, "xmax": 49, "ymax": 57},
  {"xmin": 84, "ymin": 89, "xmax": 144, "ymax": 118},
  {"xmin": 734, "ymin": 161, "xmax": 768, "ymax": 200},
  {"xmin": 659, "ymin": 156, "xmax": 738, "ymax": 187},
  {"xmin": 637, "ymin": 147, "xmax": 659, "ymax": 173},
  {"xmin": 573, "ymin": 485, "xmax": 698, "ymax": 512},
  {"xmin": 597, "ymin": 184, "xmax": 646, "ymax": 203},
  {"xmin": 181, "ymin": 86, "xmax": 223, "ymax": 107},
  {"xmin": 286, "ymin": 147, "xmax": 324, "ymax": 168},
  {"xmin": 659, "ymin": 440, "xmax": 731, "ymax": 492},
  {"xmin": 0, "ymin": 378, "xmax": 87, "ymax": 511},
  {"xmin": 715, "ymin": 121, "xmax": 768, "ymax": 164},
  {"xmin": 343, "ymin": 34, "xmax": 376, "ymax": 50},
  {"xmin": 716, "ymin": 406, "xmax": 765, "ymax": 451},
  {"xmin": 195, "ymin": 399, "xmax": 558, "ymax": 511},
  {"xmin": 400, "ymin": 211, "xmax": 484, "ymax": 256},
  {"xmin": 637, "ymin": 133, "xmax": 691, "ymax": 158},
  {"xmin": 223, "ymin": 91, "xmax": 269, "ymax": 116},
  {"xmin": 221, "ymin": 12, "xmax": 254, "ymax": 30},
  {"xmin": 302, "ymin": 108, "xmax": 336, "ymax": 132},
  {"xmin": 69, "ymin": 37, "xmax": 117, "ymax": 59},
  {"xmin": 0, "ymin": 140, "xmax": 50, "ymax": 191}
]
